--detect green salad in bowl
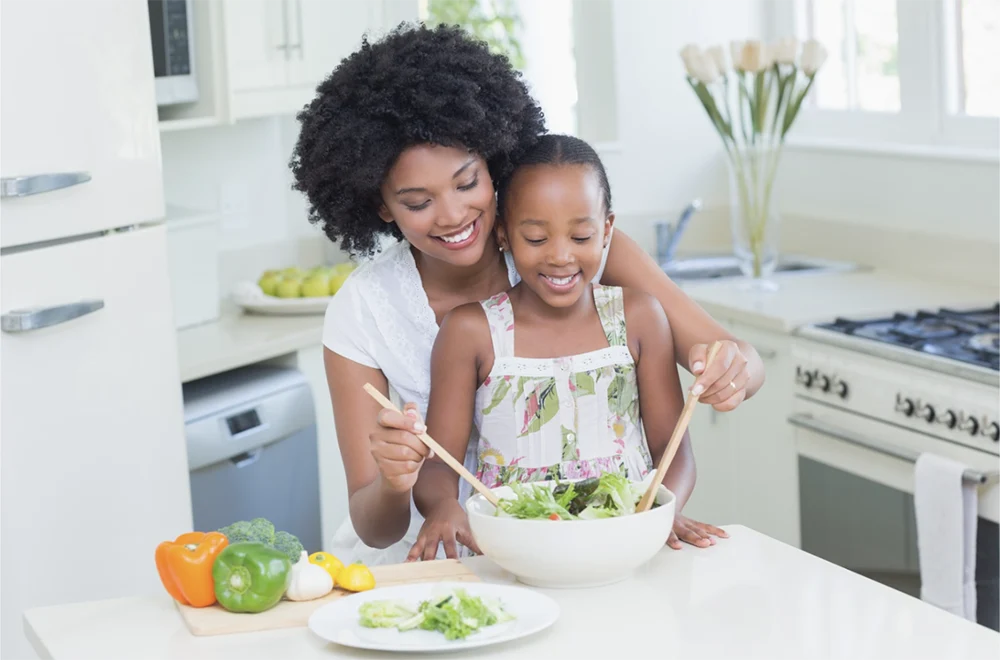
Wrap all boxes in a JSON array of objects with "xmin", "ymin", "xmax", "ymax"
[
  {"xmin": 466, "ymin": 473, "xmax": 676, "ymax": 588},
  {"xmin": 495, "ymin": 472, "xmax": 658, "ymax": 521}
]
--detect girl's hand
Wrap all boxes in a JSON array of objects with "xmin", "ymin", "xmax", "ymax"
[
  {"xmin": 370, "ymin": 402, "xmax": 432, "ymax": 493},
  {"xmin": 667, "ymin": 514, "xmax": 729, "ymax": 549},
  {"xmin": 406, "ymin": 499, "xmax": 481, "ymax": 561},
  {"xmin": 688, "ymin": 340, "xmax": 751, "ymax": 412}
]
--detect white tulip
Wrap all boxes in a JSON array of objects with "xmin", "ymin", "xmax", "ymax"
[
  {"xmin": 706, "ymin": 45, "xmax": 728, "ymax": 74},
  {"xmin": 760, "ymin": 43, "xmax": 775, "ymax": 70},
  {"xmin": 695, "ymin": 51, "xmax": 721, "ymax": 84},
  {"xmin": 773, "ymin": 37, "xmax": 799, "ymax": 66},
  {"xmin": 679, "ymin": 44, "xmax": 703, "ymax": 78},
  {"xmin": 741, "ymin": 40, "xmax": 765, "ymax": 73},
  {"xmin": 800, "ymin": 39, "xmax": 828, "ymax": 75},
  {"xmin": 730, "ymin": 40, "xmax": 745, "ymax": 71}
]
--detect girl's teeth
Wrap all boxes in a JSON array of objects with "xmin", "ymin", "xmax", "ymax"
[
  {"xmin": 546, "ymin": 275, "xmax": 574, "ymax": 285},
  {"xmin": 440, "ymin": 223, "xmax": 475, "ymax": 243}
]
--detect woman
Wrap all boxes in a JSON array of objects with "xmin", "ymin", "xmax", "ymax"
[{"xmin": 290, "ymin": 23, "xmax": 764, "ymax": 565}]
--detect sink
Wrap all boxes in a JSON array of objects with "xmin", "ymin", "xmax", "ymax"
[{"xmin": 661, "ymin": 254, "xmax": 858, "ymax": 282}]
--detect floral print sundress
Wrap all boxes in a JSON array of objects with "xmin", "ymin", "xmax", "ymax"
[{"xmin": 473, "ymin": 284, "xmax": 653, "ymax": 489}]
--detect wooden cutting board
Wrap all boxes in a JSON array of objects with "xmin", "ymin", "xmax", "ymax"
[{"xmin": 175, "ymin": 559, "xmax": 480, "ymax": 636}]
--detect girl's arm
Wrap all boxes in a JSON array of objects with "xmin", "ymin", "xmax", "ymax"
[
  {"xmin": 323, "ymin": 349, "xmax": 430, "ymax": 548},
  {"xmin": 623, "ymin": 289, "xmax": 696, "ymax": 511},
  {"xmin": 601, "ymin": 229, "xmax": 764, "ymax": 411},
  {"xmin": 409, "ymin": 304, "xmax": 491, "ymax": 560}
]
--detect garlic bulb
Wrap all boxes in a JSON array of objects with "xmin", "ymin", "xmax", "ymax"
[{"xmin": 285, "ymin": 551, "xmax": 334, "ymax": 601}]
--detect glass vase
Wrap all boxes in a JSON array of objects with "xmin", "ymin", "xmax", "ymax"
[{"xmin": 727, "ymin": 144, "xmax": 782, "ymax": 292}]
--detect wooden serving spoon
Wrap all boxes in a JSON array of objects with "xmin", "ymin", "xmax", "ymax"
[
  {"xmin": 637, "ymin": 341, "xmax": 724, "ymax": 513},
  {"xmin": 362, "ymin": 383, "xmax": 501, "ymax": 507}
]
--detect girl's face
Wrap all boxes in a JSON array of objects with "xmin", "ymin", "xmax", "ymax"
[
  {"xmin": 497, "ymin": 163, "xmax": 613, "ymax": 309},
  {"xmin": 379, "ymin": 144, "xmax": 496, "ymax": 267}
]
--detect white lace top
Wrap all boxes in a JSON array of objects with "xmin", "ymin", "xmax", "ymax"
[{"xmin": 322, "ymin": 235, "xmax": 612, "ymax": 564}]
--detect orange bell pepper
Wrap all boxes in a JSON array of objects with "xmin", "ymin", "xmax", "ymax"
[{"xmin": 155, "ymin": 531, "xmax": 229, "ymax": 607}]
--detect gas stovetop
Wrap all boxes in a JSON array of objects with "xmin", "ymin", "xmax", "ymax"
[{"xmin": 799, "ymin": 303, "xmax": 1000, "ymax": 384}]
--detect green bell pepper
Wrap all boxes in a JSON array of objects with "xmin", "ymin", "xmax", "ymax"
[{"xmin": 212, "ymin": 542, "xmax": 292, "ymax": 613}]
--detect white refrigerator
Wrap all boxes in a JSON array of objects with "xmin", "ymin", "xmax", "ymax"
[{"xmin": 1, "ymin": 1, "xmax": 194, "ymax": 658}]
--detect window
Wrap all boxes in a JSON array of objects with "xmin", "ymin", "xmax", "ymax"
[
  {"xmin": 773, "ymin": 0, "xmax": 999, "ymax": 157},
  {"xmin": 419, "ymin": 0, "xmax": 618, "ymax": 144}
]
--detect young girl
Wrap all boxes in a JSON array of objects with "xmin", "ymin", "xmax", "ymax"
[{"xmin": 410, "ymin": 134, "xmax": 693, "ymax": 560}]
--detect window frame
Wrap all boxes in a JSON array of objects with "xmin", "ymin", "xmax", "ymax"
[{"xmin": 767, "ymin": 0, "xmax": 998, "ymax": 162}]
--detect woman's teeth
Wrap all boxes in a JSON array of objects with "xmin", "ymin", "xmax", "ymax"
[
  {"xmin": 544, "ymin": 274, "xmax": 576, "ymax": 286},
  {"xmin": 439, "ymin": 222, "xmax": 476, "ymax": 244}
]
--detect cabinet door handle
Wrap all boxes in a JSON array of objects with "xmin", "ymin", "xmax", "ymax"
[
  {"xmin": 290, "ymin": 0, "xmax": 303, "ymax": 57},
  {"xmin": 1, "ymin": 172, "xmax": 91, "ymax": 198},
  {"xmin": 277, "ymin": 0, "xmax": 291, "ymax": 54},
  {"xmin": 1, "ymin": 299, "xmax": 104, "ymax": 333}
]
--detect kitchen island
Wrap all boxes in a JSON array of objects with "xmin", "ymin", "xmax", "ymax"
[{"xmin": 23, "ymin": 526, "xmax": 999, "ymax": 659}]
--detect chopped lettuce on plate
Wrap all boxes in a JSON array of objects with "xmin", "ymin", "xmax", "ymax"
[
  {"xmin": 358, "ymin": 589, "xmax": 515, "ymax": 640},
  {"xmin": 495, "ymin": 472, "xmax": 653, "ymax": 520}
]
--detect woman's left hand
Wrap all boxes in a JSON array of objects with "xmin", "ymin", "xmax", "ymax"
[
  {"xmin": 668, "ymin": 514, "xmax": 729, "ymax": 549},
  {"xmin": 688, "ymin": 340, "xmax": 751, "ymax": 412}
]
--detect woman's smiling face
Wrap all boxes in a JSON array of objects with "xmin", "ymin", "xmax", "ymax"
[
  {"xmin": 378, "ymin": 144, "xmax": 496, "ymax": 267},
  {"xmin": 498, "ymin": 163, "xmax": 613, "ymax": 309}
]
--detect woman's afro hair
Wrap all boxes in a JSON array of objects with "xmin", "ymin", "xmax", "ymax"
[{"xmin": 289, "ymin": 22, "xmax": 546, "ymax": 256}]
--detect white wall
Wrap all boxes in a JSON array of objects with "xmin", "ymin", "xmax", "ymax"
[{"xmin": 160, "ymin": 116, "xmax": 317, "ymax": 252}]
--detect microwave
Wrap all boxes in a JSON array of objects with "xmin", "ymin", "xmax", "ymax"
[{"xmin": 148, "ymin": 0, "xmax": 198, "ymax": 106}]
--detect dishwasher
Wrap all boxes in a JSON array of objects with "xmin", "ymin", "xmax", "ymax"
[{"xmin": 182, "ymin": 364, "xmax": 322, "ymax": 554}]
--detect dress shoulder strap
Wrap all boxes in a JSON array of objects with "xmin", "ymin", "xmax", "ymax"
[
  {"xmin": 592, "ymin": 284, "xmax": 628, "ymax": 347},
  {"xmin": 479, "ymin": 291, "xmax": 515, "ymax": 359}
]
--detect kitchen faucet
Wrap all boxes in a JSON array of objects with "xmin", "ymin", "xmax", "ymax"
[{"xmin": 655, "ymin": 198, "xmax": 702, "ymax": 266}]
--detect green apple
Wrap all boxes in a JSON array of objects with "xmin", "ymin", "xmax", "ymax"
[
  {"xmin": 302, "ymin": 274, "xmax": 330, "ymax": 298},
  {"xmin": 328, "ymin": 272, "xmax": 351, "ymax": 296},
  {"xmin": 258, "ymin": 274, "xmax": 282, "ymax": 296},
  {"xmin": 281, "ymin": 267, "xmax": 304, "ymax": 279},
  {"xmin": 276, "ymin": 278, "xmax": 303, "ymax": 298}
]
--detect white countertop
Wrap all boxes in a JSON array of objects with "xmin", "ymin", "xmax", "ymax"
[
  {"xmin": 176, "ymin": 304, "xmax": 324, "ymax": 383},
  {"xmin": 680, "ymin": 270, "xmax": 999, "ymax": 333},
  {"xmin": 23, "ymin": 526, "xmax": 999, "ymax": 659}
]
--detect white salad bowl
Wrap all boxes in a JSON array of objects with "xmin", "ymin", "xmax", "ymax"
[{"xmin": 466, "ymin": 480, "xmax": 676, "ymax": 589}]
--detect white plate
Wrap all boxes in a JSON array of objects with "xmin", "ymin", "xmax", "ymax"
[
  {"xmin": 231, "ymin": 281, "xmax": 331, "ymax": 316},
  {"xmin": 307, "ymin": 582, "xmax": 559, "ymax": 653}
]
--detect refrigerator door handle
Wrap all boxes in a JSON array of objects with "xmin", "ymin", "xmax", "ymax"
[
  {"xmin": 1, "ymin": 299, "xmax": 105, "ymax": 333},
  {"xmin": 1, "ymin": 172, "xmax": 91, "ymax": 198}
]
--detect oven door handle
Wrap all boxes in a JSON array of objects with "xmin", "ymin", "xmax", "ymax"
[{"xmin": 787, "ymin": 413, "xmax": 998, "ymax": 486}]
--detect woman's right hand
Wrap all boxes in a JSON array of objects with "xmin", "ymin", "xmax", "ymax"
[
  {"xmin": 370, "ymin": 402, "xmax": 432, "ymax": 493},
  {"xmin": 406, "ymin": 499, "xmax": 481, "ymax": 561}
]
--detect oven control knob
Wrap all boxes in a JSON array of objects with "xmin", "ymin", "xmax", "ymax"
[
  {"xmin": 938, "ymin": 410, "xmax": 958, "ymax": 429},
  {"xmin": 959, "ymin": 416, "xmax": 980, "ymax": 435},
  {"xmin": 985, "ymin": 422, "xmax": 1000, "ymax": 443},
  {"xmin": 796, "ymin": 367, "xmax": 814, "ymax": 388},
  {"xmin": 917, "ymin": 404, "xmax": 935, "ymax": 423},
  {"xmin": 835, "ymin": 380, "xmax": 849, "ymax": 399},
  {"xmin": 817, "ymin": 374, "xmax": 831, "ymax": 392},
  {"xmin": 895, "ymin": 396, "xmax": 915, "ymax": 417}
]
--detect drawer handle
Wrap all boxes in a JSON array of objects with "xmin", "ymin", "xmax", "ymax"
[
  {"xmin": 231, "ymin": 449, "xmax": 263, "ymax": 469},
  {"xmin": 1, "ymin": 299, "xmax": 104, "ymax": 333},
  {"xmin": 1, "ymin": 172, "xmax": 91, "ymax": 198},
  {"xmin": 787, "ymin": 412, "xmax": 997, "ymax": 486}
]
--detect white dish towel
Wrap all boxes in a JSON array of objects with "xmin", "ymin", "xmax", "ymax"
[{"xmin": 914, "ymin": 452, "xmax": 978, "ymax": 622}]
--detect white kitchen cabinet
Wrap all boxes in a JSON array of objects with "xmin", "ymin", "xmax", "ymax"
[
  {"xmin": 0, "ymin": 0, "xmax": 164, "ymax": 248},
  {"xmin": 295, "ymin": 344, "xmax": 349, "ymax": 551},
  {"xmin": 223, "ymin": 0, "xmax": 397, "ymax": 120},
  {"xmin": 680, "ymin": 321, "xmax": 801, "ymax": 548}
]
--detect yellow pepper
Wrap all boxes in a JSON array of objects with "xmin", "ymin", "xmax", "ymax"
[
  {"xmin": 308, "ymin": 551, "xmax": 344, "ymax": 582},
  {"xmin": 336, "ymin": 563, "xmax": 376, "ymax": 592}
]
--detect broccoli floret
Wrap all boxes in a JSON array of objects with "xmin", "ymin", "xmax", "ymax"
[
  {"xmin": 273, "ymin": 530, "xmax": 304, "ymax": 563},
  {"xmin": 218, "ymin": 517, "xmax": 276, "ymax": 546}
]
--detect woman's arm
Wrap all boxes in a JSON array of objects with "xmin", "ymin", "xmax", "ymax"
[
  {"xmin": 601, "ymin": 229, "xmax": 765, "ymax": 410},
  {"xmin": 409, "ymin": 305, "xmax": 490, "ymax": 559},
  {"xmin": 324, "ymin": 349, "xmax": 430, "ymax": 548},
  {"xmin": 625, "ymin": 289, "xmax": 695, "ymax": 510}
]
